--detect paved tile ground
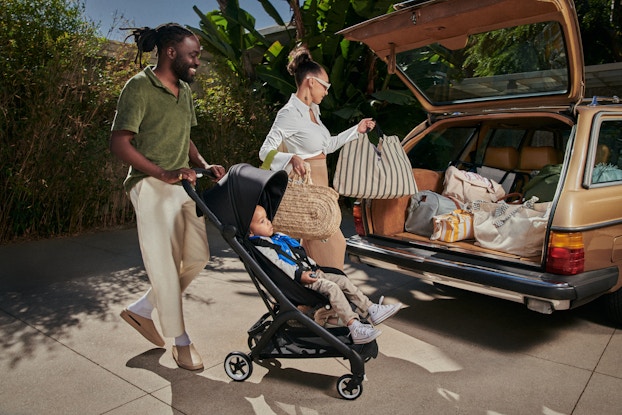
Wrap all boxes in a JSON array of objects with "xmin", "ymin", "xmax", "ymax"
[{"xmin": 1, "ymin": 219, "xmax": 621, "ymax": 414}]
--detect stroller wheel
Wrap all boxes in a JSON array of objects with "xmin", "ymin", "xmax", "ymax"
[
  {"xmin": 224, "ymin": 352, "xmax": 253, "ymax": 382},
  {"xmin": 336, "ymin": 374, "xmax": 363, "ymax": 400}
]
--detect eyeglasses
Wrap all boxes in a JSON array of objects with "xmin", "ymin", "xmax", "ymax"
[{"xmin": 307, "ymin": 76, "xmax": 331, "ymax": 91}]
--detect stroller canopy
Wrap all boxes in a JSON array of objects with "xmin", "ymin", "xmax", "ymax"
[{"xmin": 202, "ymin": 163, "xmax": 288, "ymax": 237}]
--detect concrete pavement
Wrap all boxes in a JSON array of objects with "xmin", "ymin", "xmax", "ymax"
[{"xmin": 1, "ymin": 216, "xmax": 621, "ymax": 414}]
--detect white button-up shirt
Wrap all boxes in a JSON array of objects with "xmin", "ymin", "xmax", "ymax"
[{"xmin": 259, "ymin": 94, "xmax": 359, "ymax": 171}]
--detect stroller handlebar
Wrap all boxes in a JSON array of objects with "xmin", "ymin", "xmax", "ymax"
[{"xmin": 193, "ymin": 167, "xmax": 217, "ymax": 180}]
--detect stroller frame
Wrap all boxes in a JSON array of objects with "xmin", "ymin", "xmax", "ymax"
[{"xmin": 183, "ymin": 164, "xmax": 377, "ymax": 400}]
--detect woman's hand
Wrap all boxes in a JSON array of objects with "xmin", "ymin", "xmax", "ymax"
[
  {"xmin": 356, "ymin": 118, "xmax": 376, "ymax": 134},
  {"xmin": 290, "ymin": 154, "xmax": 307, "ymax": 177}
]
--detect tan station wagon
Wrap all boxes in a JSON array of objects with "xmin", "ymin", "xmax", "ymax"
[{"xmin": 339, "ymin": 0, "xmax": 622, "ymax": 323}]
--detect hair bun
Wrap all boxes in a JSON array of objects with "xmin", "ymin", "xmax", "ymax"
[{"xmin": 287, "ymin": 45, "xmax": 312, "ymax": 76}]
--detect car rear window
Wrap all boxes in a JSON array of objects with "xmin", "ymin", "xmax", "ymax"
[{"xmin": 396, "ymin": 21, "xmax": 570, "ymax": 105}]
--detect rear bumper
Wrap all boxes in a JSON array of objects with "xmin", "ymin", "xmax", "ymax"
[{"xmin": 346, "ymin": 235, "xmax": 618, "ymax": 312}]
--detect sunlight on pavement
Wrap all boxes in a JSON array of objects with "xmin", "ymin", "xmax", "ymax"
[
  {"xmin": 245, "ymin": 395, "xmax": 319, "ymax": 415},
  {"xmin": 411, "ymin": 288, "xmax": 457, "ymax": 301},
  {"xmin": 485, "ymin": 410, "xmax": 566, "ymax": 415},
  {"xmin": 378, "ymin": 325, "xmax": 463, "ymax": 373},
  {"xmin": 438, "ymin": 387, "xmax": 460, "ymax": 403},
  {"xmin": 541, "ymin": 406, "xmax": 567, "ymax": 415},
  {"xmin": 245, "ymin": 395, "xmax": 277, "ymax": 415},
  {"xmin": 275, "ymin": 400, "xmax": 319, "ymax": 415}
]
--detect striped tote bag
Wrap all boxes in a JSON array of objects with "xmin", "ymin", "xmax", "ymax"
[{"xmin": 333, "ymin": 131, "xmax": 417, "ymax": 199}]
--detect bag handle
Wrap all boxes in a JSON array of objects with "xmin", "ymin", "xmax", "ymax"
[
  {"xmin": 496, "ymin": 192, "xmax": 523, "ymax": 204},
  {"xmin": 446, "ymin": 195, "xmax": 463, "ymax": 209},
  {"xmin": 362, "ymin": 122, "xmax": 384, "ymax": 157},
  {"xmin": 289, "ymin": 162, "xmax": 313, "ymax": 185}
]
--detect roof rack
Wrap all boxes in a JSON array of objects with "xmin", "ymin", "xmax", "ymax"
[{"xmin": 584, "ymin": 96, "xmax": 621, "ymax": 106}]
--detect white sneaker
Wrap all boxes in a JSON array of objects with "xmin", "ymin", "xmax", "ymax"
[
  {"xmin": 367, "ymin": 302, "xmax": 402, "ymax": 325},
  {"xmin": 349, "ymin": 320, "xmax": 382, "ymax": 344}
]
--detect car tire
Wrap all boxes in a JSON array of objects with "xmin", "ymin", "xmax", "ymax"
[{"xmin": 603, "ymin": 288, "xmax": 622, "ymax": 325}]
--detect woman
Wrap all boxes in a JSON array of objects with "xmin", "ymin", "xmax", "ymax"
[{"xmin": 259, "ymin": 46, "xmax": 375, "ymax": 270}]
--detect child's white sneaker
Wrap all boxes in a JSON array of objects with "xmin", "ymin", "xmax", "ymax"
[
  {"xmin": 349, "ymin": 320, "xmax": 382, "ymax": 344},
  {"xmin": 367, "ymin": 302, "xmax": 402, "ymax": 325}
]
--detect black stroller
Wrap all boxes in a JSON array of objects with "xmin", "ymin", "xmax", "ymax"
[{"xmin": 183, "ymin": 163, "xmax": 378, "ymax": 400}]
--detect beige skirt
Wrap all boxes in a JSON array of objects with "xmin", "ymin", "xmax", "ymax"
[{"xmin": 301, "ymin": 158, "xmax": 346, "ymax": 270}]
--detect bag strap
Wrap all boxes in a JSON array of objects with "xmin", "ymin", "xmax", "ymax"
[
  {"xmin": 250, "ymin": 238, "xmax": 314, "ymax": 270},
  {"xmin": 361, "ymin": 123, "xmax": 384, "ymax": 156},
  {"xmin": 446, "ymin": 195, "xmax": 463, "ymax": 209},
  {"xmin": 496, "ymin": 192, "xmax": 523, "ymax": 204},
  {"xmin": 374, "ymin": 123, "xmax": 384, "ymax": 137}
]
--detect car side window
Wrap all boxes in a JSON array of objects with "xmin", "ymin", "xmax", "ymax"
[{"xmin": 591, "ymin": 118, "xmax": 622, "ymax": 184}]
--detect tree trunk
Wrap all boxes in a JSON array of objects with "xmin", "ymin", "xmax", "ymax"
[{"xmin": 290, "ymin": 0, "xmax": 305, "ymax": 40}]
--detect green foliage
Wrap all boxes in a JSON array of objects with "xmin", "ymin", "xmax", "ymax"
[
  {"xmin": 266, "ymin": 0, "xmax": 412, "ymax": 133},
  {"xmin": 190, "ymin": 0, "xmax": 292, "ymax": 83},
  {"xmin": 193, "ymin": 0, "xmax": 420, "ymax": 137},
  {"xmin": 191, "ymin": 57, "xmax": 278, "ymax": 169},
  {"xmin": 574, "ymin": 0, "xmax": 622, "ymax": 64},
  {"xmin": 464, "ymin": 25, "xmax": 546, "ymax": 76},
  {"xmin": 0, "ymin": 0, "xmax": 135, "ymax": 242}
]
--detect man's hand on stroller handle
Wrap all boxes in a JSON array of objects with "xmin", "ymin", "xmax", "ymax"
[
  {"xmin": 175, "ymin": 165, "xmax": 225, "ymax": 185},
  {"xmin": 171, "ymin": 168, "xmax": 196, "ymax": 185},
  {"xmin": 159, "ymin": 168, "xmax": 197, "ymax": 185}
]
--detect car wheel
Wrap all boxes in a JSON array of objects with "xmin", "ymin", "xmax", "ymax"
[{"xmin": 604, "ymin": 288, "xmax": 622, "ymax": 325}]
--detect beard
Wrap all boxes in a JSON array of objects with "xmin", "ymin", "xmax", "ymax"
[{"xmin": 172, "ymin": 56, "xmax": 196, "ymax": 84}]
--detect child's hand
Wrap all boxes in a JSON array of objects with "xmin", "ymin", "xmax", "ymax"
[{"xmin": 300, "ymin": 270, "xmax": 318, "ymax": 285}]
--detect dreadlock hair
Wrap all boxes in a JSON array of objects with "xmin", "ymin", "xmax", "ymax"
[
  {"xmin": 122, "ymin": 23, "xmax": 195, "ymax": 67},
  {"xmin": 287, "ymin": 45, "xmax": 324, "ymax": 88}
]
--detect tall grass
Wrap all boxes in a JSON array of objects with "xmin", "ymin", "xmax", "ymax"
[
  {"xmin": 0, "ymin": 42, "xmax": 136, "ymax": 242},
  {"xmin": 1, "ymin": 1, "xmax": 135, "ymax": 242}
]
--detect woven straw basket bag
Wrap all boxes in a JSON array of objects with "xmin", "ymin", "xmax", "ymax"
[{"xmin": 272, "ymin": 163, "xmax": 341, "ymax": 240}]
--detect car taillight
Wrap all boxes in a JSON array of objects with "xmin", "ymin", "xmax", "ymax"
[
  {"xmin": 546, "ymin": 232, "xmax": 584, "ymax": 275},
  {"xmin": 352, "ymin": 202, "xmax": 365, "ymax": 236}
]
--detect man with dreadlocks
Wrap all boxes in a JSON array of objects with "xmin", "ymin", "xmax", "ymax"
[{"xmin": 110, "ymin": 23, "xmax": 225, "ymax": 371}]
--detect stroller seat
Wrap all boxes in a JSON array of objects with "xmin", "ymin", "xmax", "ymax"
[{"xmin": 243, "ymin": 217, "xmax": 378, "ymax": 355}]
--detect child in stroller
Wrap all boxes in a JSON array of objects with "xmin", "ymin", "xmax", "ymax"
[
  {"xmin": 248, "ymin": 204, "xmax": 402, "ymax": 344},
  {"xmin": 182, "ymin": 163, "xmax": 401, "ymax": 399}
]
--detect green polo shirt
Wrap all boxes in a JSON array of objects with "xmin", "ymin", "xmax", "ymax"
[{"xmin": 112, "ymin": 66, "xmax": 197, "ymax": 193}]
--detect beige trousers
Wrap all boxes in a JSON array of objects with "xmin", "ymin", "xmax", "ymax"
[
  {"xmin": 130, "ymin": 177, "xmax": 210, "ymax": 337},
  {"xmin": 301, "ymin": 158, "xmax": 346, "ymax": 270},
  {"xmin": 306, "ymin": 270, "xmax": 373, "ymax": 324}
]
